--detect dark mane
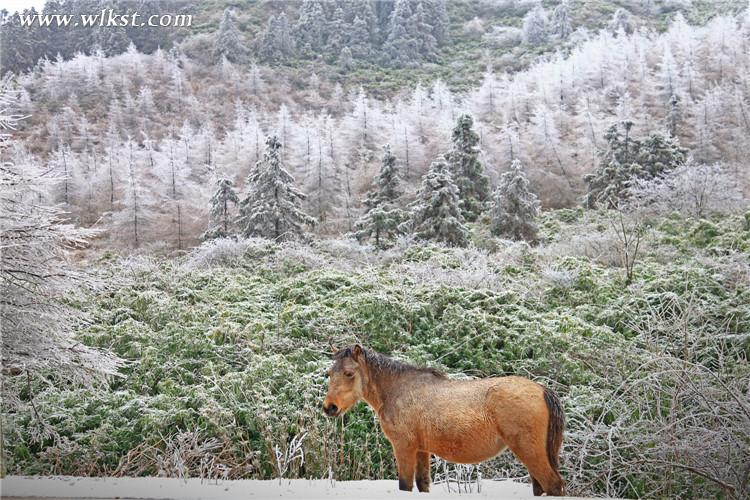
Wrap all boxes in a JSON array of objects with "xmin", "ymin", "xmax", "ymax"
[{"xmin": 335, "ymin": 345, "xmax": 447, "ymax": 379}]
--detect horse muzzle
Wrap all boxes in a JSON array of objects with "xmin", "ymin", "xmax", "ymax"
[{"xmin": 323, "ymin": 403, "xmax": 340, "ymax": 417}]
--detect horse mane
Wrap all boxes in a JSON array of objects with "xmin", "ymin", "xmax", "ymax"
[{"xmin": 335, "ymin": 345, "xmax": 447, "ymax": 379}]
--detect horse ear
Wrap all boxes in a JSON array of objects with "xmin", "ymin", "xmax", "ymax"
[
  {"xmin": 352, "ymin": 344, "xmax": 363, "ymax": 361},
  {"xmin": 329, "ymin": 338, "xmax": 338, "ymax": 354}
]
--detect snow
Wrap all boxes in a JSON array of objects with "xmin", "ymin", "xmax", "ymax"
[{"xmin": 1, "ymin": 476, "xmax": 538, "ymax": 499}]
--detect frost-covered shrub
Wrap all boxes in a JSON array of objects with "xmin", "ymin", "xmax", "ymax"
[
  {"xmin": 5, "ymin": 210, "xmax": 749, "ymax": 499},
  {"xmin": 629, "ymin": 163, "xmax": 746, "ymax": 218},
  {"xmin": 184, "ymin": 237, "xmax": 278, "ymax": 269}
]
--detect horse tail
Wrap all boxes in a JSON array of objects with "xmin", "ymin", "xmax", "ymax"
[{"xmin": 543, "ymin": 386, "xmax": 564, "ymax": 472}]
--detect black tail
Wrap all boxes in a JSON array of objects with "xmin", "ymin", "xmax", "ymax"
[{"xmin": 543, "ymin": 386, "xmax": 565, "ymax": 472}]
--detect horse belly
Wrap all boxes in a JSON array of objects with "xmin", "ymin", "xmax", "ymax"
[{"xmin": 426, "ymin": 427, "xmax": 506, "ymax": 464}]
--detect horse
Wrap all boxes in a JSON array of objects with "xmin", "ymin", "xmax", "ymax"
[{"xmin": 323, "ymin": 344, "xmax": 565, "ymax": 496}]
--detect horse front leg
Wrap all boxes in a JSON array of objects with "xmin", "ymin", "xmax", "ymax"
[
  {"xmin": 415, "ymin": 451, "xmax": 431, "ymax": 492},
  {"xmin": 394, "ymin": 446, "xmax": 417, "ymax": 491}
]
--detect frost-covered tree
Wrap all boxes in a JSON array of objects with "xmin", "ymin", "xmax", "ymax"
[
  {"xmin": 383, "ymin": 0, "xmax": 418, "ymax": 67},
  {"xmin": 326, "ymin": 8, "xmax": 347, "ymax": 54},
  {"xmin": 214, "ymin": 8, "xmax": 245, "ymax": 63},
  {"xmin": 584, "ymin": 121, "xmax": 641, "ymax": 208},
  {"xmin": 412, "ymin": 2, "xmax": 438, "ymax": 61},
  {"xmin": 353, "ymin": 144, "xmax": 406, "ymax": 248},
  {"xmin": 444, "ymin": 114, "xmax": 490, "ymax": 221},
  {"xmin": 608, "ymin": 8, "xmax": 634, "ymax": 35},
  {"xmin": 637, "ymin": 132, "xmax": 687, "ymax": 178},
  {"xmin": 257, "ymin": 13, "xmax": 295, "ymax": 63},
  {"xmin": 293, "ymin": 0, "xmax": 326, "ymax": 56},
  {"xmin": 522, "ymin": 5, "xmax": 549, "ymax": 46},
  {"xmin": 423, "ymin": 0, "xmax": 449, "ymax": 45},
  {"xmin": 403, "ymin": 159, "xmax": 469, "ymax": 247},
  {"xmin": 339, "ymin": 46, "xmax": 354, "ymax": 70},
  {"xmin": 0, "ymin": 84, "xmax": 121, "ymax": 386},
  {"xmin": 489, "ymin": 160, "xmax": 541, "ymax": 242},
  {"xmin": 584, "ymin": 121, "xmax": 686, "ymax": 208},
  {"xmin": 204, "ymin": 177, "xmax": 239, "ymax": 240},
  {"xmin": 347, "ymin": 16, "xmax": 373, "ymax": 60},
  {"xmin": 238, "ymin": 135, "xmax": 314, "ymax": 241},
  {"xmin": 629, "ymin": 163, "xmax": 746, "ymax": 218},
  {"xmin": 551, "ymin": 1, "xmax": 572, "ymax": 39}
]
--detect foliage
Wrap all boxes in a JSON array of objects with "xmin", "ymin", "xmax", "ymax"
[
  {"xmin": 203, "ymin": 178, "xmax": 239, "ymax": 240},
  {"xmin": 352, "ymin": 145, "xmax": 407, "ymax": 249},
  {"xmin": 584, "ymin": 121, "xmax": 687, "ymax": 208},
  {"xmin": 238, "ymin": 136, "xmax": 315, "ymax": 241},
  {"xmin": 444, "ymin": 114, "xmax": 490, "ymax": 222},
  {"xmin": 2, "ymin": 211, "xmax": 749, "ymax": 499},
  {"xmin": 403, "ymin": 159, "xmax": 469, "ymax": 247},
  {"xmin": 488, "ymin": 159, "xmax": 540, "ymax": 242}
]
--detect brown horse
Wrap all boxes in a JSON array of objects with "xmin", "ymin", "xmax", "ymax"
[{"xmin": 323, "ymin": 345, "xmax": 565, "ymax": 496}]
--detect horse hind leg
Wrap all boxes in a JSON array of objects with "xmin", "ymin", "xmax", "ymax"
[
  {"xmin": 415, "ymin": 451, "xmax": 431, "ymax": 492},
  {"xmin": 531, "ymin": 477, "xmax": 544, "ymax": 496},
  {"xmin": 510, "ymin": 441, "xmax": 564, "ymax": 496}
]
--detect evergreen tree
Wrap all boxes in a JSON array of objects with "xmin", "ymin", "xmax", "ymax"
[
  {"xmin": 584, "ymin": 121, "xmax": 686, "ymax": 208},
  {"xmin": 293, "ymin": 0, "xmax": 326, "ymax": 56},
  {"xmin": 92, "ymin": 25, "xmax": 130, "ymax": 57},
  {"xmin": 204, "ymin": 177, "xmax": 239, "ymax": 240},
  {"xmin": 347, "ymin": 15, "xmax": 373, "ymax": 60},
  {"xmin": 608, "ymin": 8, "xmax": 634, "ymax": 35},
  {"xmin": 422, "ymin": 0, "xmax": 449, "ymax": 46},
  {"xmin": 551, "ymin": 1, "xmax": 572, "ymax": 40},
  {"xmin": 489, "ymin": 160, "xmax": 541, "ymax": 242},
  {"xmin": 214, "ymin": 8, "xmax": 245, "ymax": 63},
  {"xmin": 339, "ymin": 46, "xmax": 354, "ymax": 70},
  {"xmin": 326, "ymin": 8, "xmax": 347, "ymax": 54},
  {"xmin": 403, "ymin": 159, "xmax": 468, "ymax": 247},
  {"xmin": 238, "ymin": 135, "xmax": 314, "ymax": 241},
  {"xmin": 411, "ymin": 2, "xmax": 438, "ymax": 60},
  {"xmin": 522, "ymin": 5, "xmax": 549, "ymax": 46},
  {"xmin": 637, "ymin": 132, "xmax": 687, "ymax": 178},
  {"xmin": 257, "ymin": 13, "xmax": 295, "ymax": 63},
  {"xmin": 353, "ymin": 144, "xmax": 406, "ymax": 248},
  {"xmin": 444, "ymin": 114, "xmax": 490, "ymax": 221},
  {"xmin": 584, "ymin": 121, "xmax": 640, "ymax": 208},
  {"xmin": 383, "ymin": 0, "xmax": 418, "ymax": 67}
]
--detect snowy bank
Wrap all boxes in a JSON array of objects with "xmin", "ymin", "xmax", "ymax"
[{"xmin": 1, "ymin": 476, "xmax": 538, "ymax": 499}]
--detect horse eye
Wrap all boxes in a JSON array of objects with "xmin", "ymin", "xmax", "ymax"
[{"xmin": 344, "ymin": 371, "xmax": 354, "ymax": 378}]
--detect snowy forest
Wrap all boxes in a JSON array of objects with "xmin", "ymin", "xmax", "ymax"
[{"xmin": 1, "ymin": 0, "xmax": 749, "ymax": 499}]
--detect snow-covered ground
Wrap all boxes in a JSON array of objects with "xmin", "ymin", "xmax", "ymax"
[{"xmin": 1, "ymin": 476, "xmax": 539, "ymax": 499}]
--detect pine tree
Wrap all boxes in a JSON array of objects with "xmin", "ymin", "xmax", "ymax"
[
  {"xmin": 204, "ymin": 177, "xmax": 239, "ymax": 240},
  {"xmin": 403, "ymin": 159, "xmax": 469, "ymax": 247},
  {"xmin": 257, "ymin": 13, "xmax": 295, "ymax": 63},
  {"xmin": 326, "ymin": 8, "xmax": 347, "ymax": 54},
  {"xmin": 411, "ymin": 2, "xmax": 438, "ymax": 60},
  {"xmin": 238, "ymin": 135, "xmax": 314, "ymax": 241},
  {"xmin": 444, "ymin": 114, "xmax": 490, "ymax": 221},
  {"xmin": 339, "ymin": 46, "xmax": 354, "ymax": 70},
  {"xmin": 383, "ymin": 0, "xmax": 418, "ymax": 67},
  {"xmin": 608, "ymin": 8, "xmax": 634, "ymax": 35},
  {"xmin": 551, "ymin": 1, "xmax": 572, "ymax": 39},
  {"xmin": 489, "ymin": 160, "xmax": 541, "ymax": 242},
  {"xmin": 522, "ymin": 5, "xmax": 549, "ymax": 46},
  {"xmin": 584, "ymin": 121, "xmax": 641, "ymax": 208},
  {"xmin": 637, "ymin": 132, "xmax": 687, "ymax": 178},
  {"xmin": 353, "ymin": 144, "xmax": 406, "ymax": 248},
  {"xmin": 214, "ymin": 8, "xmax": 245, "ymax": 63},
  {"xmin": 293, "ymin": 0, "xmax": 326, "ymax": 56},
  {"xmin": 422, "ymin": 0, "xmax": 449, "ymax": 46},
  {"xmin": 347, "ymin": 15, "xmax": 373, "ymax": 60},
  {"xmin": 584, "ymin": 121, "xmax": 686, "ymax": 208}
]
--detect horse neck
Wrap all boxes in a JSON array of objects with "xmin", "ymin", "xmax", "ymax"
[{"xmin": 360, "ymin": 359, "xmax": 402, "ymax": 413}]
